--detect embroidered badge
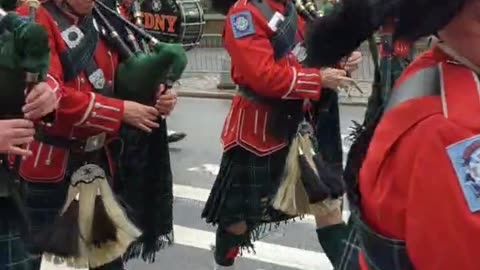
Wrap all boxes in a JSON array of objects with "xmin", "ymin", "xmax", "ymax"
[
  {"xmin": 61, "ymin": 25, "xmax": 85, "ymax": 49},
  {"xmin": 447, "ymin": 135, "xmax": 480, "ymax": 213},
  {"xmin": 230, "ymin": 11, "xmax": 255, "ymax": 39},
  {"xmin": 292, "ymin": 42, "xmax": 307, "ymax": 63}
]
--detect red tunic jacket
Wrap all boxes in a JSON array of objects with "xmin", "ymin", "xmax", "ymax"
[
  {"xmin": 15, "ymin": 3, "xmax": 125, "ymax": 182},
  {"xmin": 221, "ymin": 0, "xmax": 323, "ymax": 156},
  {"xmin": 358, "ymin": 46, "xmax": 480, "ymax": 270}
]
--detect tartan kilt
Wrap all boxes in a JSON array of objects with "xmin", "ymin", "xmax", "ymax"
[
  {"xmin": 21, "ymin": 180, "xmax": 69, "ymax": 248},
  {"xmin": 201, "ymin": 146, "xmax": 294, "ymax": 232},
  {"xmin": 0, "ymin": 198, "xmax": 36, "ymax": 270}
]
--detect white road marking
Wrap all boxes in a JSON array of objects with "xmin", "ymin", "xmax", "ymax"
[
  {"xmin": 187, "ymin": 163, "xmax": 220, "ymax": 175},
  {"xmin": 174, "ymin": 225, "xmax": 334, "ymax": 270}
]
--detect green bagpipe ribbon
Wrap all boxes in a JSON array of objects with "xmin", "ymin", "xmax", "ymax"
[
  {"xmin": 0, "ymin": 11, "xmax": 50, "ymax": 118},
  {"xmin": 114, "ymin": 42, "xmax": 187, "ymax": 103}
]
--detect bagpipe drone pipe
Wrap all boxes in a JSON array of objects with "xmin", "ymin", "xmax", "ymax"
[
  {"xmin": 93, "ymin": 0, "xmax": 187, "ymax": 103},
  {"xmin": 92, "ymin": 0, "xmax": 187, "ymax": 262},
  {"xmin": 0, "ymin": 0, "xmax": 52, "ymax": 122},
  {"xmin": 271, "ymin": 1, "xmax": 346, "ymax": 217}
]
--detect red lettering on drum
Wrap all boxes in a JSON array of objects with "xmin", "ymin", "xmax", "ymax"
[
  {"xmin": 140, "ymin": 12, "xmax": 178, "ymax": 33},
  {"xmin": 164, "ymin": 15, "xmax": 177, "ymax": 32},
  {"xmin": 142, "ymin": 13, "xmax": 155, "ymax": 29},
  {"xmin": 154, "ymin": 14, "xmax": 165, "ymax": 31}
]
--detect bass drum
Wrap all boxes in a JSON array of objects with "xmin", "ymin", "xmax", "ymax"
[{"xmin": 136, "ymin": 0, "xmax": 205, "ymax": 50}]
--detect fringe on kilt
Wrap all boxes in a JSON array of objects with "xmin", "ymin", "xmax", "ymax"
[
  {"xmin": 202, "ymin": 146, "xmax": 301, "ymax": 251},
  {"xmin": 116, "ymin": 120, "xmax": 174, "ymax": 263}
]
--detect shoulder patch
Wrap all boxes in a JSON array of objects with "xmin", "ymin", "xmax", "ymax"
[
  {"xmin": 230, "ymin": 11, "xmax": 255, "ymax": 39},
  {"xmin": 447, "ymin": 134, "xmax": 480, "ymax": 213}
]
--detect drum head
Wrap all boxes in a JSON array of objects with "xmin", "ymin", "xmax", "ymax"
[{"xmin": 137, "ymin": 0, "xmax": 205, "ymax": 50}]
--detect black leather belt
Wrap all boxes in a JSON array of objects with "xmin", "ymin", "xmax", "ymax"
[{"xmin": 34, "ymin": 132, "xmax": 107, "ymax": 153}]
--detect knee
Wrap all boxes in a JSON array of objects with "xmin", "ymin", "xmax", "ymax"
[{"xmin": 225, "ymin": 221, "xmax": 248, "ymax": 235}]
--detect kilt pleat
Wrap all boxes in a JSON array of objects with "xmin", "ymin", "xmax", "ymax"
[{"xmin": 201, "ymin": 146, "xmax": 296, "ymax": 247}]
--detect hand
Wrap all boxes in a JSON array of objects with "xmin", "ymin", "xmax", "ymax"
[
  {"xmin": 155, "ymin": 86, "xmax": 177, "ymax": 116},
  {"xmin": 123, "ymin": 101, "xmax": 160, "ymax": 133},
  {"xmin": 23, "ymin": 82, "xmax": 57, "ymax": 120},
  {"xmin": 0, "ymin": 119, "xmax": 35, "ymax": 156},
  {"xmin": 314, "ymin": 204, "xmax": 343, "ymax": 229},
  {"xmin": 343, "ymin": 51, "xmax": 362, "ymax": 72},
  {"xmin": 320, "ymin": 68, "xmax": 350, "ymax": 90}
]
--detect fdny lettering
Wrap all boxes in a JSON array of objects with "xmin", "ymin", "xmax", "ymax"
[
  {"xmin": 447, "ymin": 134, "xmax": 480, "ymax": 213},
  {"xmin": 230, "ymin": 11, "xmax": 255, "ymax": 39},
  {"xmin": 140, "ymin": 12, "xmax": 178, "ymax": 33}
]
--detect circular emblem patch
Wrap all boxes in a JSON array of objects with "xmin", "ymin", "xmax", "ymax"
[{"xmin": 234, "ymin": 15, "xmax": 249, "ymax": 32}]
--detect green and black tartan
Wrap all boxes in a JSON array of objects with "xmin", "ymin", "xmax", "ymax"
[
  {"xmin": 202, "ymin": 146, "xmax": 295, "ymax": 247},
  {"xmin": 0, "ymin": 198, "xmax": 36, "ymax": 270},
  {"xmin": 116, "ymin": 120, "xmax": 174, "ymax": 263},
  {"xmin": 312, "ymin": 89, "xmax": 343, "ymax": 174}
]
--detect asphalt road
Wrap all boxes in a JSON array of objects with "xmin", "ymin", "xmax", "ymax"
[{"xmin": 126, "ymin": 96, "xmax": 365, "ymax": 270}]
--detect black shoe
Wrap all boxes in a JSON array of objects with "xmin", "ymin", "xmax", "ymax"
[{"xmin": 167, "ymin": 131, "xmax": 187, "ymax": 143}]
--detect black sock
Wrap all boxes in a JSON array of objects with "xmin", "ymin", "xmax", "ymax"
[{"xmin": 214, "ymin": 228, "xmax": 245, "ymax": 266}]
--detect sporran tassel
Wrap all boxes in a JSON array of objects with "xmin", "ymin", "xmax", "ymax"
[
  {"xmin": 32, "ymin": 188, "xmax": 81, "ymax": 258},
  {"xmin": 312, "ymin": 153, "xmax": 345, "ymax": 198},
  {"xmin": 91, "ymin": 194, "xmax": 118, "ymax": 247},
  {"xmin": 272, "ymin": 135, "xmax": 305, "ymax": 215},
  {"xmin": 87, "ymin": 177, "xmax": 141, "ymax": 268},
  {"xmin": 298, "ymin": 136, "xmax": 330, "ymax": 204},
  {"xmin": 273, "ymin": 121, "xmax": 344, "ymax": 216}
]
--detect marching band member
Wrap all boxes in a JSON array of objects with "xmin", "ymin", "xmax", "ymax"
[
  {"xmin": 306, "ymin": 0, "xmax": 479, "ymax": 268},
  {"xmin": 200, "ymin": 0, "xmax": 357, "ymax": 268}
]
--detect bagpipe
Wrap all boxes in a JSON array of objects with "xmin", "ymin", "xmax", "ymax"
[
  {"xmin": 119, "ymin": 0, "xmax": 205, "ymax": 50},
  {"xmin": 93, "ymin": 0, "xmax": 188, "ymax": 102},
  {"xmin": 0, "ymin": 0, "xmax": 51, "ymax": 122}
]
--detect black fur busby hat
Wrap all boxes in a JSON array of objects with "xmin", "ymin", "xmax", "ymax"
[{"xmin": 305, "ymin": 0, "xmax": 467, "ymax": 67}]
